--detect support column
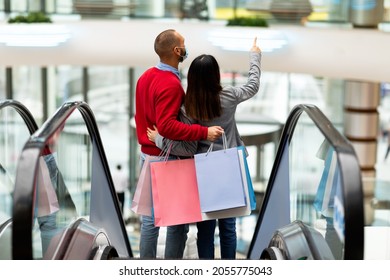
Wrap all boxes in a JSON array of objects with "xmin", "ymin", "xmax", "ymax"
[
  {"xmin": 4, "ymin": 1, "xmax": 11, "ymax": 15},
  {"xmin": 344, "ymin": 80, "xmax": 381, "ymax": 226},
  {"xmin": 41, "ymin": 67, "xmax": 48, "ymax": 122},
  {"xmin": 128, "ymin": 67, "xmax": 137, "ymax": 195},
  {"xmin": 344, "ymin": 80, "xmax": 380, "ymax": 178},
  {"xmin": 350, "ymin": 0, "xmax": 384, "ymax": 28},
  {"xmin": 5, "ymin": 67, "xmax": 13, "ymax": 99}
]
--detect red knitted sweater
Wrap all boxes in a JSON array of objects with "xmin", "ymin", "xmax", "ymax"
[{"xmin": 135, "ymin": 67, "xmax": 207, "ymax": 156}]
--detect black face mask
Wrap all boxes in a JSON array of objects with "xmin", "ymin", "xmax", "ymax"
[{"xmin": 178, "ymin": 48, "xmax": 188, "ymax": 63}]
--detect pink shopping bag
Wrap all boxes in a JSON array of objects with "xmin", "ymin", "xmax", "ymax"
[
  {"xmin": 150, "ymin": 158, "xmax": 202, "ymax": 227},
  {"xmin": 131, "ymin": 155, "xmax": 162, "ymax": 216},
  {"xmin": 36, "ymin": 156, "xmax": 60, "ymax": 217}
]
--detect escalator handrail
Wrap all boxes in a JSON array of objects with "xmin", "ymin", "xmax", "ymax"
[
  {"xmin": 1, "ymin": 99, "xmax": 38, "ymax": 259},
  {"xmin": 0, "ymin": 218, "xmax": 12, "ymax": 235},
  {"xmin": 247, "ymin": 103, "xmax": 364, "ymax": 260},
  {"xmin": 0, "ymin": 99, "xmax": 38, "ymax": 134},
  {"xmin": 12, "ymin": 100, "xmax": 132, "ymax": 259}
]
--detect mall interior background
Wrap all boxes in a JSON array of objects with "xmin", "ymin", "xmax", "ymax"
[{"xmin": 1, "ymin": 0, "xmax": 390, "ymax": 258}]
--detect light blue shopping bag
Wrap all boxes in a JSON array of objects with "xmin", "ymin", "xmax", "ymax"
[
  {"xmin": 313, "ymin": 145, "xmax": 339, "ymax": 217},
  {"xmin": 237, "ymin": 146, "xmax": 256, "ymax": 211},
  {"xmin": 194, "ymin": 142, "xmax": 246, "ymax": 213}
]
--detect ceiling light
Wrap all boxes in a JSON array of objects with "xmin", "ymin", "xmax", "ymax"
[
  {"xmin": 0, "ymin": 24, "xmax": 71, "ymax": 47},
  {"xmin": 208, "ymin": 28, "xmax": 287, "ymax": 52}
]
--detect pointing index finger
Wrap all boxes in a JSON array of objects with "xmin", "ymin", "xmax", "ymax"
[{"xmin": 253, "ymin": 37, "xmax": 257, "ymax": 46}]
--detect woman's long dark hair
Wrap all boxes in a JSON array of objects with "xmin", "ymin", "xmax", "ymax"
[{"xmin": 184, "ymin": 54, "xmax": 222, "ymax": 121}]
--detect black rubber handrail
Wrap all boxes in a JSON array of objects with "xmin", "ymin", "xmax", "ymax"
[
  {"xmin": 0, "ymin": 99, "xmax": 38, "ymax": 134},
  {"xmin": 247, "ymin": 104, "xmax": 364, "ymax": 260},
  {"xmin": 12, "ymin": 101, "xmax": 132, "ymax": 259},
  {"xmin": 0, "ymin": 218, "xmax": 12, "ymax": 234}
]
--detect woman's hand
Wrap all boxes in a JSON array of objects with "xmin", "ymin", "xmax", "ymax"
[
  {"xmin": 147, "ymin": 125, "xmax": 158, "ymax": 142},
  {"xmin": 250, "ymin": 37, "xmax": 261, "ymax": 53}
]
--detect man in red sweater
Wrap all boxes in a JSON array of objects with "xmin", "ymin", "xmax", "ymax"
[{"xmin": 135, "ymin": 29, "xmax": 223, "ymax": 259}]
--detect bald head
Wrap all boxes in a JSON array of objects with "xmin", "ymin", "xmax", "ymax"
[{"xmin": 154, "ymin": 29, "xmax": 183, "ymax": 60}]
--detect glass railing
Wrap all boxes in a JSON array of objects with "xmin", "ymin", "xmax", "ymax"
[
  {"xmin": 247, "ymin": 104, "xmax": 364, "ymax": 260},
  {"xmin": 0, "ymin": 99, "xmax": 38, "ymax": 260},
  {"xmin": 12, "ymin": 101, "xmax": 132, "ymax": 260},
  {"xmin": 2, "ymin": 0, "xmax": 388, "ymax": 23}
]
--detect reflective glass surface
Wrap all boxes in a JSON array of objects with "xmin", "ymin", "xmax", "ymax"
[
  {"xmin": 0, "ymin": 104, "xmax": 34, "ymax": 260},
  {"xmin": 248, "ymin": 106, "xmax": 363, "ymax": 260},
  {"xmin": 289, "ymin": 111, "xmax": 344, "ymax": 259},
  {"xmin": 32, "ymin": 110, "xmax": 91, "ymax": 259},
  {"xmin": 0, "ymin": 106, "xmax": 31, "ymax": 221}
]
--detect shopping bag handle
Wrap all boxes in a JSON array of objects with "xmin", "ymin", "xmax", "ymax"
[
  {"xmin": 206, "ymin": 132, "xmax": 227, "ymax": 156},
  {"xmin": 158, "ymin": 140, "xmax": 174, "ymax": 161}
]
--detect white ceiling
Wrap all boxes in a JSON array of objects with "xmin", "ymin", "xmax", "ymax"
[{"xmin": 1, "ymin": 19, "xmax": 389, "ymax": 83}]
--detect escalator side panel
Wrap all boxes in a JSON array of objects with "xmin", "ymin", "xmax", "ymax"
[
  {"xmin": 90, "ymin": 140, "xmax": 131, "ymax": 258},
  {"xmin": 248, "ymin": 140, "xmax": 290, "ymax": 259}
]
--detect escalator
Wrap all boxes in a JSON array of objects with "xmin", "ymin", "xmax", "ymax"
[
  {"xmin": 6, "ymin": 100, "xmax": 363, "ymax": 260},
  {"xmin": 12, "ymin": 101, "xmax": 132, "ymax": 259},
  {"xmin": 247, "ymin": 104, "xmax": 364, "ymax": 260},
  {"xmin": 0, "ymin": 99, "xmax": 39, "ymax": 260}
]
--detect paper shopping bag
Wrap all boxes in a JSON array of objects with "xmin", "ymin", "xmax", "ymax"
[
  {"xmin": 36, "ymin": 157, "xmax": 60, "ymax": 217},
  {"xmin": 150, "ymin": 158, "xmax": 202, "ymax": 227},
  {"xmin": 131, "ymin": 155, "xmax": 162, "ymax": 217},
  {"xmin": 313, "ymin": 146, "xmax": 339, "ymax": 217},
  {"xmin": 237, "ymin": 146, "xmax": 256, "ymax": 211},
  {"xmin": 194, "ymin": 147, "xmax": 246, "ymax": 212},
  {"xmin": 201, "ymin": 148, "xmax": 252, "ymax": 220}
]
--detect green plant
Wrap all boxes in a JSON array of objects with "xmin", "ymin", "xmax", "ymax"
[
  {"xmin": 8, "ymin": 11, "xmax": 52, "ymax": 23},
  {"xmin": 227, "ymin": 16, "xmax": 268, "ymax": 27}
]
